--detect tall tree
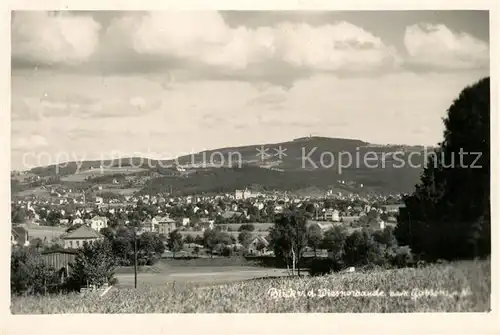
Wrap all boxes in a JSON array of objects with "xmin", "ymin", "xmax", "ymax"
[
  {"xmin": 307, "ymin": 224, "xmax": 323, "ymax": 258},
  {"xmin": 395, "ymin": 77, "xmax": 490, "ymax": 261},
  {"xmin": 167, "ymin": 229, "xmax": 184, "ymax": 258},
  {"xmin": 68, "ymin": 240, "xmax": 116, "ymax": 289},
  {"xmin": 238, "ymin": 230, "xmax": 253, "ymax": 247},
  {"xmin": 269, "ymin": 211, "xmax": 308, "ymax": 275},
  {"xmin": 203, "ymin": 229, "xmax": 218, "ymax": 258}
]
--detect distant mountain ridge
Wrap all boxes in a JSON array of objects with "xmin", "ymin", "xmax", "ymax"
[{"xmin": 14, "ymin": 137, "xmax": 432, "ymax": 195}]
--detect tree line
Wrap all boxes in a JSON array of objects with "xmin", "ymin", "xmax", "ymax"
[
  {"xmin": 269, "ymin": 77, "xmax": 491, "ymax": 274},
  {"xmin": 395, "ymin": 77, "xmax": 490, "ymax": 261}
]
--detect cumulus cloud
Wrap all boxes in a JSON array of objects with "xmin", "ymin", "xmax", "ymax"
[
  {"xmin": 404, "ymin": 23, "xmax": 489, "ymax": 70},
  {"xmin": 272, "ymin": 21, "xmax": 400, "ymax": 72},
  {"xmin": 105, "ymin": 11, "xmax": 400, "ymax": 75},
  {"xmin": 11, "ymin": 11, "xmax": 489, "ymax": 83},
  {"xmin": 12, "ymin": 11, "xmax": 101, "ymax": 66}
]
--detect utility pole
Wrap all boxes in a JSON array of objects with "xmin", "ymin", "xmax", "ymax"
[{"xmin": 133, "ymin": 226, "xmax": 138, "ymax": 289}]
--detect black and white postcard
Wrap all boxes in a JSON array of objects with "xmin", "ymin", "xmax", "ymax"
[{"xmin": 2, "ymin": 1, "xmax": 498, "ymax": 335}]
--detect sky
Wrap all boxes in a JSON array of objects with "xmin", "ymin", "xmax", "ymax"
[{"xmin": 11, "ymin": 10, "xmax": 490, "ymax": 170}]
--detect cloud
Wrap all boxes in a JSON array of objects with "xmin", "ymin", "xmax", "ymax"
[
  {"xmin": 404, "ymin": 23, "xmax": 489, "ymax": 70},
  {"xmin": 12, "ymin": 134, "xmax": 48, "ymax": 151},
  {"xmin": 97, "ymin": 98, "xmax": 162, "ymax": 118},
  {"xmin": 18, "ymin": 92, "xmax": 162, "ymax": 120},
  {"xmin": 12, "ymin": 11, "xmax": 101, "ymax": 66},
  {"xmin": 104, "ymin": 11, "xmax": 400, "ymax": 78},
  {"xmin": 66, "ymin": 128, "xmax": 98, "ymax": 140},
  {"xmin": 11, "ymin": 97, "xmax": 39, "ymax": 121},
  {"xmin": 247, "ymin": 92, "xmax": 287, "ymax": 108},
  {"xmin": 11, "ymin": 11, "xmax": 490, "ymax": 85}
]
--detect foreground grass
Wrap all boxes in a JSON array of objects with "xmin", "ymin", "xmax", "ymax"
[{"xmin": 11, "ymin": 260, "xmax": 490, "ymax": 313}]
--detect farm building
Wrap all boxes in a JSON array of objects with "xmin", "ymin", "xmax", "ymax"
[
  {"xmin": 11, "ymin": 227, "xmax": 29, "ymax": 246},
  {"xmin": 61, "ymin": 225, "xmax": 104, "ymax": 249},
  {"xmin": 247, "ymin": 235, "xmax": 270, "ymax": 255},
  {"xmin": 40, "ymin": 248, "xmax": 78, "ymax": 284}
]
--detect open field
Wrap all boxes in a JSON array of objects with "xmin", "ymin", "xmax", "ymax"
[
  {"xmin": 11, "ymin": 260, "xmax": 490, "ymax": 313},
  {"xmin": 114, "ymin": 258, "xmax": 261, "ymax": 273},
  {"xmin": 98, "ymin": 187, "xmax": 140, "ymax": 195},
  {"xmin": 15, "ymin": 187, "xmax": 51, "ymax": 198},
  {"xmin": 60, "ymin": 167, "xmax": 148, "ymax": 182},
  {"xmin": 180, "ymin": 230, "xmax": 270, "ymax": 239},
  {"xmin": 11, "ymin": 173, "xmax": 38, "ymax": 182},
  {"xmin": 114, "ymin": 266, "xmax": 289, "ymax": 288}
]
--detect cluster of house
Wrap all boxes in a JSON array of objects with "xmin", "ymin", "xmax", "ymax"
[
  {"xmin": 13, "ymin": 184, "xmax": 404, "ymax": 212},
  {"xmin": 11, "ymin": 224, "xmax": 104, "ymax": 250},
  {"xmin": 317, "ymin": 203, "xmax": 404, "ymax": 229},
  {"xmin": 12, "ymin": 184, "xmax": 405, "ymax": 253},
  {"xmin": 10, "ymin": 213, "xmax": 187, "ymax": 251}
]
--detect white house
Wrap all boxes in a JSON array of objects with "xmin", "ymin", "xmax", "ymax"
[
  {"xmin": 246, "ymin": 235, "xmax": 269, "ymax": 255},
  {"xmin": 86, "ymin": 215, "xmax": 108, "ymax": 231},
  {"xmin": 254, "ymin": 202, "xmax": 264, "ymax": 210},
  {"xmin": 62, "ymin": 225, "xmax": 104, "ymax": 249},
  {"xmin": 152, "ymin": 216, "xmax": 177, "ymax": 235},
  {"xmin": 59, "ymin": 218, "xmax": 70, "ymax": 225},
  {"xmin": 235, "ymin": 190, "xmax": 244, "ymax": 200},
  {"xmin": 200, "ymin": 219, "xmax": 214, "ymax": 232},
  {"xmin": 324, "ymin": 209, "xmax": 340, "ymax": 222},
  {"xmin": 370, "ymin": 217, "xmax": 385, "ymax": 230},
  {"xmin": 72, "ymin": 217, "xmax": 84, "ymax": 225}
]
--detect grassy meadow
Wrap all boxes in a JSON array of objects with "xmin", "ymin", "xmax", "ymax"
[{"xmin": 11, "ymin": 259, "xmax": 490, "ymax": 313}]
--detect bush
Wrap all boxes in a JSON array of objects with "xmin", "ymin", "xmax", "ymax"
[
  {"xmin": 308, "ymin": 258, "xmax": 338, "ymax": 276},
  {"xmin": 67, "ymin": 240, "xmax": 116, "ymax": 291},
  {"xmin": 221, "ymin": 246, "xmax": 233, "ymax": 257},
  {"xmin": 144, "ymin": 254, "xmax": 160, "ymax": 265},
  {"xmin": 11, "ymin": 248, "xmax": 60, "ymax": 296},
  {"xmin": 109, "ymin": 277, "xmax": 119, "ymax": 286},
  {"xmin": 390, "ymin": 246, "xmax": 414, "ymax": 268},
  {"xmin": 239, "ymin": 224, "xmax": 255, "ymax": 232}
]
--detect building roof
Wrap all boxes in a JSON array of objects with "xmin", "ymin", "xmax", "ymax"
[
  {"xmin": 62, "ymin": 225, "xmax": 104, "ymax": 240},
  {"xmin": 41, "ymin": 247, "xmax": 78, "ymax": 255},
  {"xmin": 154, "ymin": 216, "xmax": 176, "ymax": 223},
  {"xmin": 250, "ymin": 235, "xmax": 269, "ymax": 246},
  {"xmin": 91, "ymin": 215, "xmax": 108, "ymax": 221}
]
